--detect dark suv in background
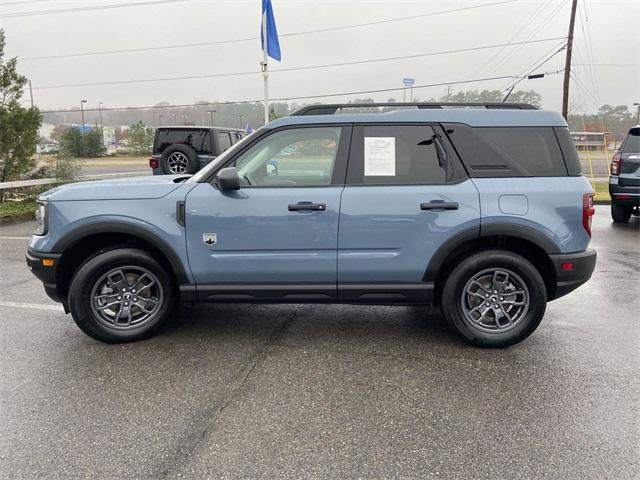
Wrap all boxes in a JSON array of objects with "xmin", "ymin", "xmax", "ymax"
[
  {"xmin": 150, "ymin": 126, "xmax": 246, "ymax": 175},
  {"xmin": 609, "ymin": 125, "xmax": 640, "ymax": 222}
]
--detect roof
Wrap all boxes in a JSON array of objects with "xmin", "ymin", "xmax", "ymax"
[{"xmin": 266, "ymin": 108, "xmax": 567, "ymax": 129}]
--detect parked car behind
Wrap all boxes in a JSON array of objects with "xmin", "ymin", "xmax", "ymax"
[
  {"xmin": 609, "ymin": 125, "xmax": 640, "ymax": 222},
  {"xmin": 150, "ymin": 126, "xmax": 246, "ymax": 175}
]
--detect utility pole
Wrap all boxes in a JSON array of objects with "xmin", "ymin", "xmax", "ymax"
[
  {"xmin": 28, "ymin": 80, "xmax": 34, "ymax": 107},
  {"xmin": 634, "ymin": 103, "xmax": 640, "ymax": 124},
  {"xmin": 98, "ymin": 102, "xmax": 104, "ymax": 128},
  {"xmin": 561, "ymin": 0, "xmax": 578, "ymax": 120},
  {"xmin": 80, "ymin": 99, "xmax": 87, "ymax": 130},
  {"xmin": 207, "ymin": 109, "xmax": 216, "ymax": 126}
]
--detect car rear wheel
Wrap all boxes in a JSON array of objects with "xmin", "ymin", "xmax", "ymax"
[
  {"xmin": 441, "ymin": 250, "xmax": 547, "ymax": 348},
  {"xmin": 68, "ymin": 248, "xmax": 176, "ymax": 343},
  {"xmin": 611, "ymin": 204, "xmax": 632, "ymax": 223}
]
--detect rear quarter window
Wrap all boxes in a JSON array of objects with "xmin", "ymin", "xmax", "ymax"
[
  {"xmin": 620, "ymin": 127, "xmax": 640, "ymax": 153},
  {"xmin": 444, "ymin": 124, "xmax": 569, "ymax": 177},
  {"xmin": 154, "ymin": 128, "xmax": 212, "ymax": 155}
]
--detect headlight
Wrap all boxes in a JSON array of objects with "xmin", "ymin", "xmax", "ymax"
[{"xmin": 34, "ymin": 201, "xmax": 48, "ymax": 236}]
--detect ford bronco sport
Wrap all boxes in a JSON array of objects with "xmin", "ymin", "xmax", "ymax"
[{"xmin": 27, "ymin": 103, "xmax": 597, "ymax": 347}]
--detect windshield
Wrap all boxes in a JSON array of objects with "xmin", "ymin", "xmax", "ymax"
[{"xmin": 186, "ymin": 130, "xmax": 261, "ymax": 183}]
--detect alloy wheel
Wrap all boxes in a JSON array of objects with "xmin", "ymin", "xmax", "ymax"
[
  {"xmin": 90, "ymin": 266, "xmax": 164, "ymax": 330},
  {"xmin": 460, "ymin": 268, "xmax": 530, "ymax": 333}
]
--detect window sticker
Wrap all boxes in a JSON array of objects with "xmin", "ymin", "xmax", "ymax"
[{"xmin": 364, "ymin": 137, "xmax": 395, "ymax": 176}]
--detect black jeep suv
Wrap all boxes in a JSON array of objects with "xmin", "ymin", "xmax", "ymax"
[
  {"xmin": 150, "ymin": 126, "xmax": 246, "ymax": 175},
  {"xmin": 609, "ymin": 125, "xmax": 640, "ymax": 222}
]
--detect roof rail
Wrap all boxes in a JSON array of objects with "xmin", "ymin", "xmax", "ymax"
[{"xmin": 291, "ymin": 102, "xmax": 538, "ymax": 116}]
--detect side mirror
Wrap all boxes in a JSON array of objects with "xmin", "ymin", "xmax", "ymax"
[{"xmin": 215, "ymin": 167, "xmax": 241, "ymax": 191}]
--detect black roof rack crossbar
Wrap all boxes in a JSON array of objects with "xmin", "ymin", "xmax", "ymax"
[{"xmin": 291, "ymin": 102, "xmax": 538, "ymax": 116}]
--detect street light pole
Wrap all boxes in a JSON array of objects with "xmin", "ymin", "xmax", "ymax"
[
  {"xmin": 159, "ymin": 115, "xmax": 164, "ymax": 127},
  {"xmin": 634, "ymin": 103, "xmax": 640, "ymax": 124},
  {"xmin": 80, "ymin": 100, "xmax": 87, "ymax": 130},
  {"xmin": 98, "ymin": 102, "xmax": 103, "ymax": 128},
  {"xmin": 207, "ymin": 109, "xmax": 216, "ymax": 126}
]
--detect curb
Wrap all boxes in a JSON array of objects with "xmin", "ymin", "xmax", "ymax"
[{"xmin": 0, "ymin": 214, "xmax": 35, "ymax": 225}]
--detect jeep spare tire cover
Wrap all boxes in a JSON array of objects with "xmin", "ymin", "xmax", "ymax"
[{"xmin": 160, "ymin": 144, "xmax": 199, "ymax": 175}]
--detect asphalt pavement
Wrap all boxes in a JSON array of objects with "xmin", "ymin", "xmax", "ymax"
[{"xmin": 0, "ymin": 207, "xmax": 638, "ymax": 479}]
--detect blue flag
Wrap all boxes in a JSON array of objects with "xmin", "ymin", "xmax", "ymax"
[
  {"xmin": 261, "ymin": 0, "xmax": 281, "ymax": 61},
  {"xmin": 245, "ymin": 124, "xmax": 254, "ymax": 134}
]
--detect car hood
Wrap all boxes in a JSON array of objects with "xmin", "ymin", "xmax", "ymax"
[{"xmin": 40, "ymin": 175, "xmax": 190, "ymax": 201}]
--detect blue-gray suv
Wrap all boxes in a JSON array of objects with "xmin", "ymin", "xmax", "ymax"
[{"xmin": 26, "ymin": 103, "xmax": 597, "ymax": 347}]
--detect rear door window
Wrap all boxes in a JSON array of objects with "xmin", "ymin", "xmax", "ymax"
[
  {"xmin": 444, "ymin": 124, "xmax": 568, "ymax": 177},
  {"xmin": 347, "ymin": 125, "xmax": 464, "ymax": 185}
]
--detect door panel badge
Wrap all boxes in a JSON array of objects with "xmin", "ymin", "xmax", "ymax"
[{"xmin": 202, "ymin": 233, "xmax": 217, "ymax": 246}]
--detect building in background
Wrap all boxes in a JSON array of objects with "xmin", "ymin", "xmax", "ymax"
[{"xmin": 571, "ymin": 131, "xmax": 611, "ymax": 151}]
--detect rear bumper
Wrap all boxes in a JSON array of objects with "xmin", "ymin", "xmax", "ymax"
[
  {"xmin": 609, "ymin": 177, "xmax": 640, "ymax": 207},
  {"xmin": 549, "ymin": 249, "xmax": 597, "ymax": 300},
  {"xmin": 26, "ymin": 248, "xmax": 62, "ymax": 303}
]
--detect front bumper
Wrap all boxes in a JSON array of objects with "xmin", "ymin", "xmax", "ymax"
[
  {"xmin": 26, "ymin": 248, "xmax": 62, "ymax": 303},
  {"xmin": 549, "ymin": 249, "xmax": 597, "ymax": 300}
]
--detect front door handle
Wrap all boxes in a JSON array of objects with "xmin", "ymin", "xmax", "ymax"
[
  {"xmin": 288, "ymin": 201, "xmax": 326, "ymax": 212},
  {"xmin": 420, "ymin": 201, "xmax": 459, "ymax": 211}
]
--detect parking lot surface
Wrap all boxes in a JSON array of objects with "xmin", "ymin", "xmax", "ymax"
[{"xmin": 0, "ymin": 206, "xmax": 638, "ymax": 479}]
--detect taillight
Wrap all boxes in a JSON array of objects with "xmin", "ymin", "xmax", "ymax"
[
  {"xmin": 610, "ymin": 152, "xmax": 621, "ymax": 175},
  {"xmin": 149, "ymin": 157, "xmax": 158, "ymax": 169},
  {"xmin": 582, "ymin": 192, "xmax": 595, "ymax": 236}
]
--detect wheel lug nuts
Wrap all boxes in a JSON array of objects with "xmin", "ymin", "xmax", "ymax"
[
  {"xmin": 133, "ymin": 297, "xmax": 137, "ymax": 301},
  {"xmin": 124, "ymin": 302, "xmax": 129, "ymax": 306},
  {"xmin": 485, "ymin": 294, "xmax": 489, "ymax": 298},
  {"xmin": 117, "ymin": 296, "xmax": 122, "ymax": 300}
]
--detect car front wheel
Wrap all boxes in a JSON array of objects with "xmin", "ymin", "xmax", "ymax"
[
  {"xmin": 68, "ymin": 248, "xmax": 176, "ymax": 343},
  {"xmin": 441, "ymin": 250, "xmax": 547, "ymax": 348}
]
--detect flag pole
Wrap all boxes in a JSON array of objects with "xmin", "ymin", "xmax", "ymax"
[{"xmin": 262, "ymin": 8, "xmax": 269, "ymax": 125}]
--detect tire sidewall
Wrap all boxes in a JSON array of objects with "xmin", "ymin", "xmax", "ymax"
[
  {"xmin": 68, "ymin": 249, "xmax": 175, "ymax": 343},
  {"xmin": 611, "ymin": 204, "xmax": 631, "ymax": 223},
  {"xmin": 442, "ymin": 250, "xmax": 547, "ymax": 347},
  {"xmin": 160, "ymin": 144, "xmax": 198, "ymax": 175}
]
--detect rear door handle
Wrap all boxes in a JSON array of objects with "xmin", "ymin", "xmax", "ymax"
[
  {"xmin": 288, "ymin": 201, "xmax": 326, "ymax": 212},
  {"xmin": 420, "ymin": 201, "xmax": 459, "ymax": 211}
]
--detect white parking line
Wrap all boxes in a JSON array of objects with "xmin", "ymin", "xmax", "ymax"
[
  {"xmin": 0, "ymin": 236, "xmax": 30, "ymax": 240},
  {"xmin": 0, "ymin": 301, "xmax": 62, "ymax": 311}
]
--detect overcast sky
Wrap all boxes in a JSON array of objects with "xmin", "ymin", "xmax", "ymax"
[{"xmin": 3, "ymin": 0, "xmax": 639, "ymax": 114}]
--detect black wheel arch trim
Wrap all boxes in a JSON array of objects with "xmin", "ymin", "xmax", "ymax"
[
  {"xmin": 51, "ymin": 221, "xmax": 190, "ymax": 284},
  {"xmin": 423, "ymin": 222, "xmax": 560, "ymax": 282}
]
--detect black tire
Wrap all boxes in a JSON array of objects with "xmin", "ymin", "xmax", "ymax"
[
  {"xmin": 441, "ymin": 250, "xmax": 547, "ymax": 348},
  {"xmin": 611, "ymin": 203, "xmax": 631, "ymax": 223},
  {"xmin": 160, "ymin": 144, "xmax": 199, "ymax": 175},
  {"xmin": 68, "ymin": 248, "xmax": 176, "ymax": 343}
]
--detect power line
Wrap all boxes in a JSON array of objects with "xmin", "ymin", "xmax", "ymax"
[
  {"xmin": 38, "ymin": 71, "xmax": 564, "ymax": 114},
  {"xmin": 17, "ymin": 0, "xmax": 519, "ymax": 60},
  {"xmin": 574, "ymin": 63, "xmax": 640, "ymax": 68},
  {"xmin": 0, "ymin": 0, "xmax": 55, "ymax": 5},
  {"xmin": 31, "ymin": 36, "xmax": 565, "ymax": 90},
  {"xmin": 0, "ymin": 0, "xmax": 192, "ymax": 18},
  {"xmin": 500, "ymin": 40, "xmax": 567, "ymax": 94},
  {"xmin": 472, "ymin": 0, "xmax": 552, "ymax": 78}
]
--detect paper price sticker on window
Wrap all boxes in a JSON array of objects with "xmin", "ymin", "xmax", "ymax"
[{"xmin": 364, "ymin": 137, "xmax": 395, "ymax": 176}]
